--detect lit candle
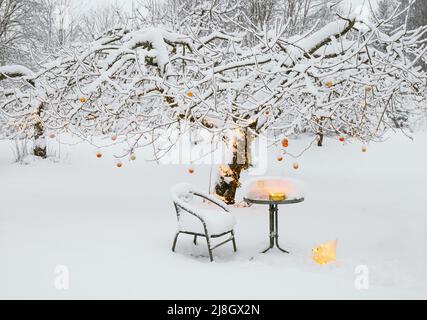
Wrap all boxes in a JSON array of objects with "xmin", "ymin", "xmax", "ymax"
[{"xmin": 269, "ymin": 192, "xmax": 286, "ymax": 201}]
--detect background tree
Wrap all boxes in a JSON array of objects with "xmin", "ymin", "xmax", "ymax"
[
  {"xmin": 0, "ymin": 0, "xmax": 83, "ymax": 159},
  {"xmin": 0, "ymin": 0, "xmax": 35, "ymax": 66},
  {"xmin": 31, "ymin": 0, "xmax": 81, "ymax": 49},
  {"xmin": 78, "ymin": 3, "xmax": 130, "ymax": 42}
]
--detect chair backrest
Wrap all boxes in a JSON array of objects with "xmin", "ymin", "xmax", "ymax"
[
  {"xmin": 170, "ymin": 183, "xmax": 198, "ymax": 219},
  {"xmin": 171, "ymin": 183, "xmax": 195, "ymax": 205},
  {"xmin": 171, "ymin": 183, "xmax": 229, "ymax": 221}
]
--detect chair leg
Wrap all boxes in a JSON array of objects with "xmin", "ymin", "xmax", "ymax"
[
  {"xmin": 231, "ymin": 230, "xmax": 237, "ymax": 252},
  {"xmin": 172, "ymin": 232, "xmax": 180, "ymax": 252},
  {"xmin": 205, "ymin": 234, "xmax": 214, "ymax": 262},
  {"xmin": 193, "ymin": 235, "xmax": 197, "ymax": 245}
]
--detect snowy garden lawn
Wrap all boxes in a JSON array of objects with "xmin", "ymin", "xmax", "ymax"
[{"xmin": 0, "ymin": 132, "xmax": 426, "ymax": 299}]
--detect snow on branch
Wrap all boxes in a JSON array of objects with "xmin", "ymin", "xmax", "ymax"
[
  {"xmin": 2, "ymin": 9, "xmax": 426, "ymax": 158},
  {"xmin": 0, "ymin": 65, "xmax": 35, "ymax": 85}
]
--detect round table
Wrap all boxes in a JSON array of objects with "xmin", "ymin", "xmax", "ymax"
[{"xmin": 244, "ymin": 196, "xmax": 304, "ymax": 253}]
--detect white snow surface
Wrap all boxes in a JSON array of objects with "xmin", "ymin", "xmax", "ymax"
[{"xmin": 0, "ymin": 131, "xmax": 427, "ymax": 299}]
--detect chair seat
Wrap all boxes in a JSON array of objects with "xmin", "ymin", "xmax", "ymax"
[{"xmin": 178, "ymin": 209, "xmax": 236, "ymax": 235}]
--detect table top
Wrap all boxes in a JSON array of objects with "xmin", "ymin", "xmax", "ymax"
[{"xmin": 244, "ymin": 197, "xmax": 305, "ymax": 205}]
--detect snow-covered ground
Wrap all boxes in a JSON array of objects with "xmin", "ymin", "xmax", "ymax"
[{"xmin": 0, "ymin": 131, "xmax": 426, "ymax": 299}]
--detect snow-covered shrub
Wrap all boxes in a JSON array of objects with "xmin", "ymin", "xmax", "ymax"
[
  {"xmin": 0, "ymin": 65, "xmax": 47, "ymax": 158},
  {"xmin": 10, "ymin": 138, "xmax": 30, "ymax": 164}
]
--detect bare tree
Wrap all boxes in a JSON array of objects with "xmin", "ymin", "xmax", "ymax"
[
  {"xmin": 409, "ymin": 0, "xmax": 427, "ymax": 29},
  {"xmin": 0, "ymin": 0, "xmax": 36, "ymax": 66},
  {"xmin": 30, "ymin": 0, "xmax": 81, "ymax": 49},
  {"xmin": 78, "ymin": 3, "xmax": 130, "ymax": 42},
  {"xmin": 244, "ymin": 0, "xmax": 276, "ymax": 29},
  {"xmin": 276, "ymin": 0, "xmax": 332, "ymax": 34}
]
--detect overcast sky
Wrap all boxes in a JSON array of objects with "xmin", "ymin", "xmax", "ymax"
[
  {"xmin": 74, "ymin": 0, "xmax": 134, "ymax": 12},
  {"xmin": 72, "ymin": 0, "xmax": 377, "ymax": 12}
]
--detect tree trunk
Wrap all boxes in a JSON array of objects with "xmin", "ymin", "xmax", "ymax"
[
  {"xmin": 33, "ymin": 104, "xmax": 47, "ymax": 158},
  {"xmin": 317, "ymin": 132, "xmax": 323, "ymax": 147},
  {"xmin": 214, "ymin": 127, "xmax": 253, "ymax": 205},
  {"xmin": 316, "ymin": 116, "xmax": 325, "ymax": 147},
  {"xmin": 214, "ymin": 159, "xmax": 247, "ymax": 205}
]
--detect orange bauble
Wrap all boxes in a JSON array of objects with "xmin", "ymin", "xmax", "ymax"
[
  {"xmin": 96, "ymin": 152, "xmax": 103, "ymax": 158},
  {"xmin": 79, "ymin": 97, "xmax": 87, "ymax": 103},
  {"xmin": 281, "ymin": 138, "xmax": 289, "ymax": 148},
  {"xmin": 277, "ymin": 156, "xmax": 283, "ymax": 162},
  {"xmin": 116, "ymin": 162, "xmax": 123, "ymax": 168},
  {"xmin": 188, "ymin": 167, "xmax": 194, "ymax": 174},
  {"xmin": 361, "ymin": 146, "xmax": 367, "ymax": 153},
  {"xmin": 293, "ymin": 162, "xmax": 299, "ymax": 170},
  {"xmin": 325, "ymin": 81, "xmax": 333, "ymax": 88},
  {"xmin": 187, "ymin": 91, "xmax": 193, "ymax": 97}
]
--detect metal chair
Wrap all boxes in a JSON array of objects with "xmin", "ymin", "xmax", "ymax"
[{"xmin": 171, "ymin": 183, "xmax": 237, "ymax": 262}]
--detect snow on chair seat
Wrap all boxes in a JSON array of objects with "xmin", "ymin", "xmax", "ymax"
[
  {"xmin": 171, "ymin": 183, "xmax": 237, "ymax": 262},
  {"xmin": 178, "ymin": 208, "xmax": 236, "ymax": 235}
]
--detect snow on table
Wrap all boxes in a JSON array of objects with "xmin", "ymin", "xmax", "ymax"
[{"xmin": 243, "ymin": 177, "xmax": 305, "ymax": 201}]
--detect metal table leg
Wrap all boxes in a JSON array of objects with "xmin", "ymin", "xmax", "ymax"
[
  {"xmin": 262, "ymin": 204, "xmax": 275, "ymax": 253},
  {"xmin": 274, "ymin": 207, "xmax": 289, "ymax": 253},
  {"xmin": 262, "ymin": 204, "xmax": 289, "ymax": 254}
]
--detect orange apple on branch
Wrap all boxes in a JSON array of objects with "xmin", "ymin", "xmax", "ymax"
[
  {"xmin": 325, "ymin": 81, "xmax": 333, "ymax": 88},
  {"xmin": 281, "ymin": 138, "xmax": 289, "ymax": 148}
]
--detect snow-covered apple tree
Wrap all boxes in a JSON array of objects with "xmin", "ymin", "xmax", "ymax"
[{"xmin": 1, "ymin": 0, "xmax": 426, "ymax": 204}]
